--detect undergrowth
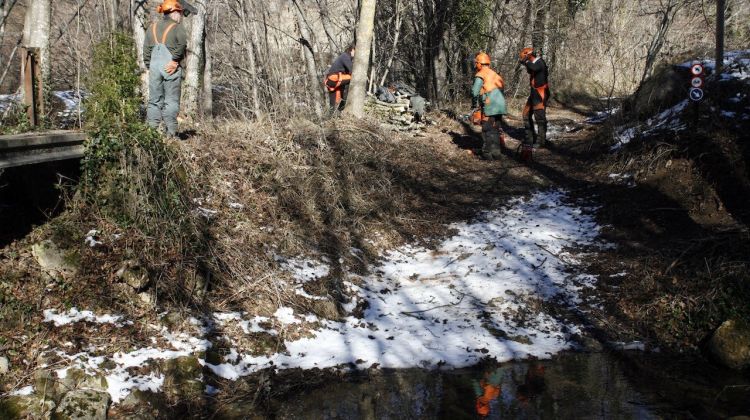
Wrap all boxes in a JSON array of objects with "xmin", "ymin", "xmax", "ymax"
[{"xmin": 69, "ymin": 32, "xmax": 209, "ymax": 307}]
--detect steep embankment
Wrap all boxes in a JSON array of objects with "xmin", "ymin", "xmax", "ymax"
[{"xmin": 527, "ymin": 52, "xmax": 750, "ymax": 357}]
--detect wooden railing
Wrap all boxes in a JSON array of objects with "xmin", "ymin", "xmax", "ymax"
[{"xmin": 0, "ymin": 130, "xmax": 85, "ymax": 169}]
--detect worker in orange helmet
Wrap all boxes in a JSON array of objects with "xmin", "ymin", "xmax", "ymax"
[
  {"xmin": 144, "ymin": 0, "xmax": 197, "ymax": 137},
  {"xmin": 324, "ymin": 45, "xmax": 355, "ymax": 112},
  {"xmin": 518, "ymin": 47, "xmax": 550, "ymax": 162},
  {"xmin": 471, "ymin": 52, "xmax": 507, "ymax": 160}
]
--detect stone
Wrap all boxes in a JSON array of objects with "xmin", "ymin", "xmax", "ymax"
[
  {"xmin": 138, "ymin": 292, "xmax": 155, "ymax": 306},
  {"xmin": 163, "ymin": 356, "xmax": 203, "ymax": 399},
  {"xmin": 59, "ymin": 368, "xmax": 108, "ymax": 394},
  {"xmin": 0, "ymin": 356, "xmax": 9, "ymax": 374},
  {"xmin": 116, "ymin": 260, "xmax": 150, "ymax": 290},
  {"xmin": 708, "ymin": 319, "xmax": 750, "ymax": 370},
  {"xmin": 0, "ymin": 396, "xmax": 55, "ymax": 419},
  {"xmin": 54, "ymin": 389, "xmax": 110, "ymax": 420},
  {"xmin": 160, "ymin": 311, "xmax": 183, "ymax": 329},
  {"xmin": 33, "ymin": 369, "xmax": 60, "ymax": 400},
  {"xmin": 31, "ymin": 240, "xmax": 78, "ymax": 280},
  {"xmin": 115, "ymin": 389, "xmax": 166, "ymax": 420}
]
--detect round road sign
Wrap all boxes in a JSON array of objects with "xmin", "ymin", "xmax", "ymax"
[
  {"xmin": 691, "ymin": 63, "xmax": 704, "ymax": 76},
  {"xmin": 691, "ymin": 77, "xmax": 704, "ymax": 88},
  {"xmin": 689, "ymin": 87, "xmax": 704, "ymax": 101}
]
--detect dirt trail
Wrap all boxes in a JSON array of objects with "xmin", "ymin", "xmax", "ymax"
[{"xmin": 425, "ymin": 104, "xmax": 750, "ymax": 417}]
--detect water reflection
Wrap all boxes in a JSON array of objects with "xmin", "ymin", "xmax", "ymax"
[{"xmin": 274, "ymin": 353, "xmax": 666, "ymax": 419}]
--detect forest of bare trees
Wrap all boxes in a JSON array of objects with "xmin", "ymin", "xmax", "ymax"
[{"xmin": 1, "ymin": 0, "xmax": 748, "ymax": 120}]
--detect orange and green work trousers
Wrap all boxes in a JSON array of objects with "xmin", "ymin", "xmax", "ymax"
[
  {"xmin": 522, "ymin": 83, "xmax": 549, "ymax": 147},
  {"xmin": 325, "ymin": 72, "xmax": 352, "ymax": 111}
]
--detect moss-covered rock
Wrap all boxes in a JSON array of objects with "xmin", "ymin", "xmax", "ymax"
[
  {"xmin": 162, "ymin": 356, "xmax": 203, "ymax": 399},
  {"xmin": 708, "ymin": 319, "xmax": 750, "ymax": 370},
  {"xmin": 33, "ymin": 369, "xmax": 60, "ymax": 400},
  {"xmin": 0, "ymin": 395, "xmax": 56, "ymax": 419},
  {"xmin": 115, "ymin": 389, "xmax": 166, "ymax": 420},
  {"xmin": 31, "ymin": 240, "xmax": 78, "ymax": 280},
  {"xmin": 54, "ymin": 389, "xmax": 109, "ymax": 420},
  {"xmin": 58, "ymin": 368, "xmax": 108, "ymax": 394},
  {"xmin": 116, "ymin": 260, "xmax": 150, "ymax": 290}
]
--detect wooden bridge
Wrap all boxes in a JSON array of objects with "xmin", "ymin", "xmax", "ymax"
[{"xmin": 0, "ymin": 131, "xmax": 85, "ymax": 170}]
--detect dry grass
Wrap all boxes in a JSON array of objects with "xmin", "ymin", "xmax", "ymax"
[{"xmin": 179, "ymin": 116, "xmax": 495, "ymax": 317}]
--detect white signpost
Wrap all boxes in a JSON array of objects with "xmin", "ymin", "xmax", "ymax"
[
  {"xmin": 689, "ymin": 87, "xmax": 704, "ymax": 101},
  {"xmin": 689, "ymin": 61, "xmax": 705, "ymax": 102}
]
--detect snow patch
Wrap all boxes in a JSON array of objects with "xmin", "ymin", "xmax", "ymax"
[
  {"xmin": 586, "ymin": 107, "xmax": 621, "ymax": 124},
  {"xmin": 84, "ymin": 229, "xmax": 103, "ymax": 247},
  {"xmin": 612, "ymin": 100, "xmax": 689, "ymax": 151},
  {"xmin": 274, "ymin": 307, "xmax": 300, "ymax": 325},
  {"xmin": 43, "ymin": 308, "xmax": 129, "ymax": 327},
  {"xmin": 50, "ymin": 326, "xmax": 211, "ymax": 403},
  {"xmin": 207, "ymin": 190, "xmax": 606, "ymax": 379},
  {"xmin": 9, "ymin": 385, "xmax": 34, "ymax": 396},
  {"xmin": 281, "ymin": 257, "xmax": 331, "ymax": 283}
]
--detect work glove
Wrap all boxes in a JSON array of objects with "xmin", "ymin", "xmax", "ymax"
[{"xmin": 164, "ymin": 60, "xmax": 179, "ymax": 75}]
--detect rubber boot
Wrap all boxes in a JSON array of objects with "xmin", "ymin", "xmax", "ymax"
[
  {"xmin": 537, "ymin": 121, "xmax": 548, "ymax": 148},
  {"xmin": 520, "ymin": 144, "xmax": 533, "ymax": 163},
  {"xmin": 495, "ymin": 133, "xmax": 506, "ymax": 158},
  {"xmin": 481, "ymin": 121, "xmax": 498, "ymax": 160},
  {"xmin": 525, "ymin": 127, "xmax": 536, "ymax": 147}
]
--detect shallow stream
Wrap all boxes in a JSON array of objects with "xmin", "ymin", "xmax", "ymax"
[{"xmin": 265, "ymin": 351, "xmax": 750, "ymax": 419}]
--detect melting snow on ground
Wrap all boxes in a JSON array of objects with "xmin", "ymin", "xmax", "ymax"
[
  {"xmin": 204, "ymin": 189, "xmax": 604, "ymax": 377},
  {"xmin": 28, "ymin": 189, "xmax": 606, "ymax": 404},
  {"xmin": 278, "ymin": 256, "xmax": 332, "ymax": 300},
  {"xmin": 42, "ymin": 308, "xmax": 130, "ymax": 327},
  {"xmin": 679, "ymin": 50, "xmax": 750, "ymax": 81},
  {"xmin": 585, "ymin": 107, "xmax": 621, "ymax": 125},
  {"xmin": 612, "ymin": 100, "xmax": 689, "ymax": 151}
]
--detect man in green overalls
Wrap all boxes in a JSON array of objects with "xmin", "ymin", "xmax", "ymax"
[{"xmin": 143, "ymin": 0, "xmax": 196, "ymax": 136}]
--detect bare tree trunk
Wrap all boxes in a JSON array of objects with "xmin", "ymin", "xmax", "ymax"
[
  {"xmin": 202, "ymin": 42, "xmax": 213, "ymax": 116},
  {"xmin": 368, "ymin": 27, "xmax": 377, "ymax": 93},
  {"xmin": 292, "ymin": 0, "xmax": 324, "ymax": 117},
  {"xmin": 239, "ymin": 0, "xmax": 260, "ymax": 118},
  {"xmin": 512, "ymin": 0, "xmax": 533, "ymax": 96},
  {"xmin": 638, "ymin": 0, "xmax": 682, "ymax": 87},
  {"xmin": 107, "ymin": 0, "xmax": 121, "ymax": 31},
  {"xmin": 378, "ymin": 0, "xmax": 402, "ymax": 86},
  {"xmin": 1, "ymin": 0, "xmax": 18, "ymax": 45},
  {"xmin": 132, "ymin": 0, "xmax": 149, "ymax": 98},
  {"xmin": 182, "ymin": 0, "xmax": 207, "ymax": 120},
  {"xmin": 344, "ymin": 0, "xmax": 376, "ymax": 118},
  {"xmin": 531, "ymin": 0, "xmax": 548, "ymax": 52},
  {"xmin": 22, "ymin": 0, "xmax": 50, "ymax": 100}
]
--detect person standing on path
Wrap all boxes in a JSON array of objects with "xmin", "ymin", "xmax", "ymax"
[
  {"xmin": 519, "ymin": 47, "xmax": 550, "ymax": 162},
  {"xmin": 144, "ymin": 0, "xmax": 196, "ymax": 137},
  {"xmin": 471, "ymin": 52, "xmax": 507, "ymax": 160},
  {"xmin": 324, "ymin": 45, "xmax": 355, "ymax": 111}
]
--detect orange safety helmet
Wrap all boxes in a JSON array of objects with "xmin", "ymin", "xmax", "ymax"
[
  {"xmin": 157, "ymin": 0, "xmax": 183, "ymax": 14},
  {"xmin": 519, "ymin": 47, "xmax": 534, "ymax": 62},
  {"xmin": 475, "ymin": 52, "xmax": 491, "ymax": 71}
]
